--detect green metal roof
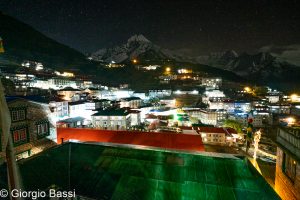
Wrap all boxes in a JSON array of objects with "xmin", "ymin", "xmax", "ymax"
[{"xmin": 5, "ymin": 143, "xmax": 279, "ymax": 199}]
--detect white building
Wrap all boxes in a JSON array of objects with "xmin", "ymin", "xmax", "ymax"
[
  {"xmin": 132, "ymin": 105, "xmax": 155, "ymax": 123},
  {"xmin": 173, "ymin": 90, "xmax": 199, "ymax": 95},
  {"xmin": 57, "ymin": 87, "xmax": 81, "ymax": 101},
  {"xmin": 203, "ymin": 89, "xmax": 225, "ymax": 100},
  {"xmin": 228, "ymin": 114, "xmax": 263, "ymax": 128},
  {"xmin": 269, "ymin": 104, "xmax": 291, "ymax": 114},
  {"xmin": 111, "ymin": 89, "xmax": 134, "ymax": 99},
  {"xmin": 234, "ymin": 101, "xmax": 252, "ymax": 112},
  {"xmin": 149, "ymin": 90, "xmax": 172, "ymax": 98},
  {"xmin": 201, "ymin": 77, "xmax": 222, "ymax": 88},
  {"xmin": 120, "ymin": 97, "xmax": 143, "ymax": 108},
  {"xmin": 266, "ymin": 94, "xmax": 281, "ymax": 103},
  {"xmin": 198, "ymin": 127, "xmax": 236, "ymax": 145},
  {"xmin": 91, "ymin": 109, "xmax": 131, "ymax": 130},
  {"xmin": 207, "ymin": 100, "xmax": 225, "ymax": 110},
  {"xmin": 68, "ymin": 101, "xmax": 94, "ymax": 120},
  {"xmin": 47, "ymin": 78, "xmax": 77, "ymax": 89},
  {"xmin": 186, "ymin": 109, "xmax": 226, "ymax": 126},
  {"xmin": 129, "ymin": 110, "xmax": 141, "ymax": 126},
  {"xmin": 159, "ymin": 98, "xmax": 176, "ymax": 108},
  {"xmin": 85, "ymin": 99, "xmax": 111, "ymax": 110},
  {"xmin": 49, "ymin": 100, "xmax": 69, "ymax": 119}
]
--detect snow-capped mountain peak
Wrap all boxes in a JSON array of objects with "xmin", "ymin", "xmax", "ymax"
[
  {"xmin": 127, "ymin": 34, "xmax": 151, "ymax": 44},
  {"xmin": 90, "ymin": 34, "xmax": 186, "ymax": 63}
]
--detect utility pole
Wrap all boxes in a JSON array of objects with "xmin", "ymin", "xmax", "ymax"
[{"xmin": 0, "ymin": 37, "xmax": 22, "ymax": 200}]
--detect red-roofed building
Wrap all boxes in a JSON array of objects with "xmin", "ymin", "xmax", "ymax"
[
  {"xmin": 196, "ymin": 127, "xmax": 237, "ymax": 145},
  {"xmin": 57, "ymin": 128, "xmax": 205, "ymax": 152}
]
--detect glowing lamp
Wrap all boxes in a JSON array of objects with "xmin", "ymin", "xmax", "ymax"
[
  {"xmin": 244, "ymin": 87, "xmax": 251, "ymax": 93},
  {"xmin": 290, "ymin": 94, "xmax": 298, "ymax": 102},
  {"xmin": 286, "ymin": 117, "xmax": 296, "ymax": 125}
]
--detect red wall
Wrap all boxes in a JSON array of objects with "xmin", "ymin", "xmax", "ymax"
[{"xmin": 57, "ymin": 128, "xmax": 204, "ymax": 152}]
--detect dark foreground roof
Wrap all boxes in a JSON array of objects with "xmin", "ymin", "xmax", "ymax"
[{"xmin": 1, "ymin": 142, "xmax": 279, "ymax": 200}]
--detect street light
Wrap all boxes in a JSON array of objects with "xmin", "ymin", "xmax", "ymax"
[
  {"xmin": 290, "ymin": 94, "xmax": 298, "ymax": 102},
  {"xmin": 244, "ymin": 87, "xmax": 251, "ymax": 93},
  {"xmin": 165, "ymin": 67, "xmax": 171, "ymax": 72},
  {"xmin": 286, "ymin": 117, "xmax": 296, "ymax": 125}
]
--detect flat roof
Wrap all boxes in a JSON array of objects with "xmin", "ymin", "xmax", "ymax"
[
  {"xmin": 92, "ymin": 109, "xmax": 129, "ymax": 116},
  {"xmin": 1, "ymin": 142, "xmax": 279, "ymax": 200}
]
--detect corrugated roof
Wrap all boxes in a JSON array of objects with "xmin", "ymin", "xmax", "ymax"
[
  {"xmin": 0, "ymin": 142, "xmax": 279, "ymax": 200},
  {"xmin": 57, "ymin": 128, "xmax": 204, "ymax": 152},
  {"xmin": 198, "ymin": 127, "xmax": 225, "ymax": 133}
]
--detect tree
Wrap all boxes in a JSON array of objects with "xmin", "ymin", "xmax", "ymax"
[
  {"xmin": 0, "ymin": 78, "xmax": 15, "ymax": 95},
  {"xmin": 223, "ymin": 119, "xmax": 243, "ymax": 134},
  {"xmin": 148, "ymin": 97, "xmax": 160, "ymax": 106},
  {"xmin": 253, "ymin": 86, "xmax": 268, "ymax": 96}
]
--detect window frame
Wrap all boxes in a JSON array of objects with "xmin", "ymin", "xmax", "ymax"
[
  {"xmin": 36, "ymin": 121, "xmax": 50, "ymax": 139},
  {"xmin": 10, "ymin": 108, "xmax": 27, "ymax": 122},
  {"xmin": 12, "ymin": 127, "xmax": 29, "ymax": 146}
]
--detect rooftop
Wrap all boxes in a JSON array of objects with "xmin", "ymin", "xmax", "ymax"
[
  {"xmin": 57, "ymin": 116, "xmax": 85, "ymax": 124},
  {"xmin": 68, "ymin": 100, "xmax": 87, "ymax": 105},
  {"xmin": 120, "ymin": 97, "xmax": 141, "ymax": 101},
  {"xmin": 197, "ymin": 127, "xmax": 237, "ymax": 135},
  {"xmin": 57, "ymin": 128, "xmax": 205, "ymax": 151},
  {"xmin": 6, "ymin": 95, "xmax": 49, "ymax": 104},
  {"xmin": 92, "ymin": 109, "xmax": 129, "ymax": 116},
  {"xmin": 58, "ymin": 87, "xmax": 81, "ymax": 91},
  {"xmin": 0, "ymin": 142, "xmax": 279, "ymax": 199}
]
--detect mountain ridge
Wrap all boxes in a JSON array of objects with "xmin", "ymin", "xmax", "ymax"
[
  {"xmin": 90, "ymin": 34, "xmax": 189, "ymax": 63},
  {"xmin": 0, "ymin": 11, "xmax": 89, "ymax": 70}
]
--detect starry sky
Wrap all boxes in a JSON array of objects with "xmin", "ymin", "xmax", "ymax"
[{"xmin": 0, "ymin": 0, "xmax": 299, "ymax": 61}]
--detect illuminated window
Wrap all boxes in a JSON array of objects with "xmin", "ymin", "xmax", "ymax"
[
  {"xmin": 13, "ymin": 131, "xmax": 19, "ymax": 142},
  {"xmin": 19, "ymin": 129, "xmax": 26, "ymax": 140},
  {"xmin": 37, "ymin": 122, "xmax": 50, "ymax": 137},
  {"xmin": 12, "ymin": 128, "xmax": 28, "ymax": 143}
]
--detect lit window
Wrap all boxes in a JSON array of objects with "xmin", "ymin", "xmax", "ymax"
[
  {"xmin": 19, "ymin": 129, "xmax": 26, "ymax": 140},
  {"xmin": 37, "ymin": 122, "xmax": 49, "ymax": 136},
  {"xmin": 13, "ymin": 131, "xmax": 19, "ymax": 142},
  {"xmin": 13, "ymin": 128, "xmax": 27, "ymax": 143}
]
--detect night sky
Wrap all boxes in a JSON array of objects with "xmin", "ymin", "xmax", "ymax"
[{"xmin": 0, "ymin": 0, "xmax": 299, "ymax": 60}]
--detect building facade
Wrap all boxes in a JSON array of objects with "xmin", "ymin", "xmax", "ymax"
[
  {"xmin": 275, "ymin": 127, "xmax": 300, "ymax": 200},
  {"xmin": 91, "ymin": 109, "xmax": 131, "ymax": 130},
  {"xmin": 120, "ymin": 97, "xmax": 143, "ymax": 108},
  {"xmin": 197, "ymin": 127, "xmax": 236, "ymax": 145},
  {"xmin": 0, "ymin": 98, "xmax": 56, "ymax": 161},
  {"xmin": 201, "ymin": 77, "xmax": 222, "ymax": 88}
]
